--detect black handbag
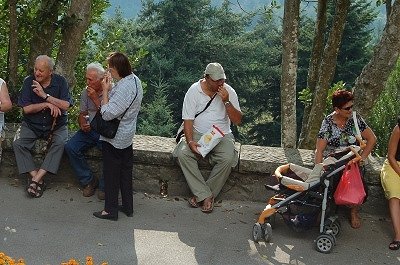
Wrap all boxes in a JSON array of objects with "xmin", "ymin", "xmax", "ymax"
[
  {"xmin": 90, "ymin": 111, "xmax": 121, "ymax": 138},
  {"xmin": 90, "ymin": 77, "xmax": 138, "ymax": 139},
  {"xmin": 175, "ymin": 93, "xmax": 217, "ymax": 143}
]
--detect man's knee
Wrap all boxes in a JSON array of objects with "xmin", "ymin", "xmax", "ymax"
[{"xmin": 64, "ymin": 140, "xmax": 74, "ymax": 154}]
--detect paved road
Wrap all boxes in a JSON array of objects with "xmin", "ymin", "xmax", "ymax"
[{"xmin": 0, "ymin": 176, "xmax": 398, "ymax": 265}]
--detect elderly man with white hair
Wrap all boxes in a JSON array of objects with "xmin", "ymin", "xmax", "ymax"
[
  {"xmin": 65, "ymin": 62, "xmax": 106, "ymax": 199},
  {"xmin": 13, "ymin": 55, "xmax": 72, "ymax": 198}
]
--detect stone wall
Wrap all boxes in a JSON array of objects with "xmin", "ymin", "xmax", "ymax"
[{"xmin": 0, "ymin": 124, "xmax": 387, "ymax": 214}]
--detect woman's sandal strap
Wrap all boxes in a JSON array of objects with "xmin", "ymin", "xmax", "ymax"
[{"xmin": 389, "ymin": 240, "xmax": 400, "ymax": 250}]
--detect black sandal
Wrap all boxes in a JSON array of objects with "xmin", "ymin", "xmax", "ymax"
[
  {"xmin": 389, "ymin": 240, "xmax": 400, "ymax": 250},
  {"xmin": 26, "ymin": 180, "xmax": 46, "ymax": 198}
]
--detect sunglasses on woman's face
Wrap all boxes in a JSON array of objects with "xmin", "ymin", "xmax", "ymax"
[{"xmin": 341, "ymin": 105, "xmax": 353, "ymax": 111}]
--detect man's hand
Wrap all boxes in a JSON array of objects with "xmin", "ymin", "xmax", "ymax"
[
  {"xmin": 46, "ymin": 103, "xmax": 62, "ymax": 117},
  {"xmin": 87, "ymin": 86, "xmax": 101, "ymax": 109},
  {"xmin": 217, "ymin": 85, "xmax": 229, "ymax": 102},
  {"xmin": 79, "ymin": 113, "xmax": 91, "ymax": 132},
  {"xmin": 188, "ymin": 140, "xmax": 201, "ymax": 155},
  {"xmin": 81, "ymin": 123, "xmax": 91, "ymax": 132},
  {"xmin": 32, "ymin": 80, "xmax": 46, "ymax": 99},
  {"xmin": 87, "ymin": 86, "xmax": 97, "ymax": 101}
]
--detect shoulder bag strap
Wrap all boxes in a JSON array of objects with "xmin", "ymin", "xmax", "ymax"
[
  {"xmin": 194, "ymin": 93, "xmax": 217, "ymax": 119},
  {"xmin": 120, "ymin": 76, "xmax": 139, "ymax": 119},
  {"xmin": 352, "ymin": 111, "xmax": 362, "ymax": 139}
]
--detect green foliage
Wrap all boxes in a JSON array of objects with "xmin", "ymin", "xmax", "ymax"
[
  {"xmin": 298, "ymin": 87, "xmax": 312, "ymax": 105},
  {"xmin": 137, "ymin": 80, "xmax": 176, "ymax": 136},
  {"xmin": 0, "ymin": 0, "xmax": 110, "ymax": 127},
  {"xmin": 332, "ymin": 0, "xmax": 378, "ymax": 88},
  {"xmin": 136, "ymin": 0, "xmax": 284, "ymax": 145},
  {"xmin": 299, "ymin": 81, "xmax": 347, "ymax": 116},
  {"xmin": 0, "ymin": 0, "xmax": 392, "ymax": 150},
  {"xmin": 326, "ymin": 81, "xmax": 347, "ymax": 114},
  {"xmin": 368, "ymin": 59, "xmax": 400, "ymax": 156},
  {"xmin": 235, "ymin": 12, "xmax": 282, "ymax": 145}
]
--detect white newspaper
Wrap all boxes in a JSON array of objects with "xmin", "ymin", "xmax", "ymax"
[{"xmin": 197, "ymin": 125, "xmax": 225, "ymax": 157}]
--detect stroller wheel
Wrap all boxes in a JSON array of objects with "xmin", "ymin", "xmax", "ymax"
[
  {"xmin": 252, "ymin": 223, "xmax": 264, "ymax": 242},
  {"xmin": 325, "ymin": 218, "xmax": 341, "ymax": 238},
  {"xmin": 263, "ymin": 223, "xmax": 272, "ymax": 242},
  {"xmin": 315, "ymin": 234, "xmax": 334, "ymax": 254}
]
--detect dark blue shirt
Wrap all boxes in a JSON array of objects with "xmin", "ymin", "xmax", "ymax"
[{"xmin": 18, "ymin": 74, "xmax": 73, "ymax": 138}]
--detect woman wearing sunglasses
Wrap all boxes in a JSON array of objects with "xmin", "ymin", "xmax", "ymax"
[{"xmin": 315, "ymin": 89, "xmax": 376, "ymax": 229}]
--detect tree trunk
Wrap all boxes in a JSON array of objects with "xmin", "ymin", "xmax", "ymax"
[
  {"xmin": 55, "ymin": 0, "xmax": 93, "ymax": 89},
  {"xmin": 280, "ymin": 0, "xmax": 300, "ymax": 148},
  {"xmin": 298, "ymin": 0, "xmax": 350, "ymax": 149},
  {"xmin": 27, "ymin": 0, "xmax": 61, "ymax": 72},
  {"xmin": 298, "ymin": 0, "xmax": 327, "ymax": 146},
  {"xmin": 386, "ymin": 0, "xmax": 392, "ymax": 19},
  {"xmin": 354, "ymin": 0, "xmax": 400, "ymax": 118},
  {"xmin": 8, "ymin": 0, "xmax": 18, "ymax": 97}
]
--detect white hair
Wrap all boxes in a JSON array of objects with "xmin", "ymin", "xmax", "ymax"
[
  {"xmin": 87, "ymin": 62, "xmax": 106, "ymax": 79},
  {"xmin": 35, "ymin": 55, "xmax": 55, "ymax": 70}
]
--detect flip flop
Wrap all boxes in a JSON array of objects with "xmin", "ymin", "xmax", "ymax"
[
  {"xmin": 389, "ymin": 240, "xmax": 400, "ymax": 250},
  {"xmin": 188, "ymin": 196, "xmax": 200, "ymax": 208},
  {"xmin": 201, "ymin": 196, "xmax": 214, "ymax": 213}
]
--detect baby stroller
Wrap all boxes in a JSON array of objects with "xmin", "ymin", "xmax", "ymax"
[{"xmin": 252, "ymin": 145, "xmax": 363, "ymax": 254}]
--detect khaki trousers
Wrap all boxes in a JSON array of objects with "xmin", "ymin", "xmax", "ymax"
[{"xmin": 175, "ymin": 131, "xmax": 238, "ymax": 202}]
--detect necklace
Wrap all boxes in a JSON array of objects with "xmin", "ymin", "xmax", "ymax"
[
  {"xmin": 336, "ymin": 119, "xmax": 347, "ymax": 129},
  {"xmin": 334, "ymin": 114, "xmax": 347, "ymax": 129}
]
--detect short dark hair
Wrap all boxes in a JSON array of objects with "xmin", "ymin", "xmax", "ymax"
[
  {"xmin": 331, "ymin": 90, "xmax": 354, "ymax": 109},
  {"xmin": 107, "ymin": 52, "xmax": 132, "ymax": 78}
]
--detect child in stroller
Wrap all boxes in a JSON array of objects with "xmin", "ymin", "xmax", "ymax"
[{"xmin": 252, "ymin": 145, "xmax": 363, "ymax": 253}]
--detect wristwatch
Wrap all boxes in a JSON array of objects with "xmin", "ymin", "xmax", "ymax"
[
  {"xmin": 44, "ymin": 94, "xmax": 50, "ymax": 100},
  {"xmin": 224, "ymin": 101, "xmax": 231, "ymax": 107}
]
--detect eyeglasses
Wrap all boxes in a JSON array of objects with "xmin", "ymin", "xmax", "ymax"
[{"xmin": 341, "ymin": 105, "xmax": 353, "ymax": 111}]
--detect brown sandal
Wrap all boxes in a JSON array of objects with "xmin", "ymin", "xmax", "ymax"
[
  {"xmin": 188, "ymin": 196, "xmax": 201, "ymax": 208},
  {"xmin": 26, "ymin": 180, "xmax": 46, "ymax": 198},
  {"xmin": 201, "ymin": 196, "xmax": 214, "ymax": 213}
]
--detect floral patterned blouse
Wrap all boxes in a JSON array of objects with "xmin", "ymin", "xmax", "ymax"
[{"xmin": 317, "ymin": 111, "xmax": 368, "ymax": 156}]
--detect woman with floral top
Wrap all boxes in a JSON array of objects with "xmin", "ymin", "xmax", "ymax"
[{"xmin": 315, "ymin": 89, "xmax": 376, "ymax": 229}]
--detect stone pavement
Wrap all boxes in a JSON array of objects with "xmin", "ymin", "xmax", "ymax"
[{"xmin": 0, "ymin": 176, "xmax": 399, "ymax": 265}]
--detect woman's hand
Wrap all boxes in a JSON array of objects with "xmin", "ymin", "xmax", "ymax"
[
  {"xmin": 315, "ymin": 138, "xmax": 328, "ymax": 164},
  {"xmin": 101, "ymin": 72, "xmax": 112, "ymax": 92}
]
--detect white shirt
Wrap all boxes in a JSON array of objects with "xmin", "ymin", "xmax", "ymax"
[{"xmin": 182, "ymin": 80, "xmax": 241, "ymax": 134}]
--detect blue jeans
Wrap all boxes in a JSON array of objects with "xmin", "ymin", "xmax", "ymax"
[{"xmin": 65, "ymin": 129, "xmax": 104, "ymax": 191}]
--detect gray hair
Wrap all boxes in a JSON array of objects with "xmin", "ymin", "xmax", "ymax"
[
  {"xmin": 35, "ymin": 55, "xmax": 55, "ymax": 70},
  {"xmin": 87, "ymin": 62, "xmax": 106, "ymax": 79}
]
